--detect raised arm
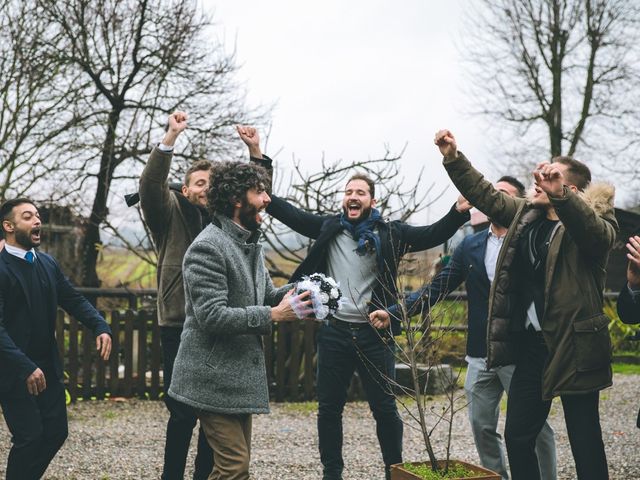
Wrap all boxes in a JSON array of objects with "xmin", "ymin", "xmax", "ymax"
[
  {"xmin": 139, "ymin": 112, "xmax": 188, "ymax": 236},
  {"xmin": 237, "ymin": 125, "xmax": 275, "ymax": 192},
  {"xmin": 534, "ymin": 162, "xmax": 618, "ymax": 260},
  {"xmin": 401, "ymin": 200, "xmax": 470, "ymax": 252},
  {"xmin": 266, "ymin": 195, "xmax": 327, "ymax": 240},
  {"xmin": 435, "ymin": 129, "xmax": 522, "ymax": 229}
]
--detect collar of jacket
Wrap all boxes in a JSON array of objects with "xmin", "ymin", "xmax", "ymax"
[
  {"xmin": 173, "ymin": 187, "xmax": 210, "ymax": 231},
  {"xmin": 213, "ymin": 213, "xmax": 262, "ymax": 244}
]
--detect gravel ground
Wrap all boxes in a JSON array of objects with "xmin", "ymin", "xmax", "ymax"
[{"xmin": 1, "ymin": 373, "xmax": 638, "ymax": 479}]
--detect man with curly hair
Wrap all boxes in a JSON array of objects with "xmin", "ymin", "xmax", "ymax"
[
  {"xmin": 168, "ymin": 161, "xmax": 311, "ymax": 480},
  {"xmin": 139, "ymin": 112, "xmax": 271, "ymax": 480}
]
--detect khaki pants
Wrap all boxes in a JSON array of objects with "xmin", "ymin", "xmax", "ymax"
[{"xmin": 198, "ymin": 412, "xmax": 252, "ymax": 480}]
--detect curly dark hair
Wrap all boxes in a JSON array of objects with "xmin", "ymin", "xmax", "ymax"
[{"xmin": 207, "ymin": 161, "xmax": 269, "ymax": 218}]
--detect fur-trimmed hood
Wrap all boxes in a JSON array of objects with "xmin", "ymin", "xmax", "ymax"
[{"xmin": 579, "ymin": 182, "xmax": 615, "ymax": 216}]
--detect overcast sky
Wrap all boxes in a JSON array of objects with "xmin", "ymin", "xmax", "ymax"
[{"xmin": 204, "ymin": 0, "xmax": 496, "ymax": 220}]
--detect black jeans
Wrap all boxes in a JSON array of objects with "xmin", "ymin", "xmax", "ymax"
[
  {"xmin": 0, "ymin": 369, "xmax": 68, "ymax": 480},
  {"xmin": 161, "ymin": 326, "xmax": 214, "ymax": 480},
  {"xmin": 316, "ymin": 322, "xmax": 402, "ymax": 480},
  {"xmin": 505, "ymin": 329, "xmax": 608, "ymax": 480}
]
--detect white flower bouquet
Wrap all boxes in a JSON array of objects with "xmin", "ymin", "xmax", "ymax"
[{"xmin": 292, "ymin": 273, "xmax": 343, "ymax": 320}]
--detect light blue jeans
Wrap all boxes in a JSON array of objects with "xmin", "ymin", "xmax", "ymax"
[{"xmin": 464, "ymin": 359, "xmax": 557, "ymax": 480}]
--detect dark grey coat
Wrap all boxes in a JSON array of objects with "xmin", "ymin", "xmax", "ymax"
[{"xmin": 168, "ymin": 214, "xmax": 289, "ymax": 414}]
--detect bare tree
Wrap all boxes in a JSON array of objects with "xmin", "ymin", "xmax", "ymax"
[
  {"xmin": 37, "ymin": 0, "xmax": 265, "ymax": 286},
  {"xmin": 261, "ymin": 147, "xmax": 446, "ymax": 279},
  {"xmin": 0, "ymin": 0, "xmax": 85, "ymax": 200},
  {"xmin": 462, "ymin": 0, "xmax": 640, "ymax": 175}
]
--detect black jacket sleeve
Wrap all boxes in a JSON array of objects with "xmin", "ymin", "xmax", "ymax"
[
  {"xmin": 53, "ymin": 259, "xmax": 112, "ymax": 337},
  {"xmin": 400, "ymin": 204, "xmax": 469, "ymax": 253},
  {"xmin": 266, "ymin": 195, "xmax": 328, "ymax": 240}
]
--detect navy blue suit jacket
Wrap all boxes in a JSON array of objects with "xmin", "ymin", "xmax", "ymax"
[
  {"xmin": 0, "ymin": 249, "xmax": 111, "ymax": 392},
  {"xmin": 617, "ymin": 285, "xmax": 640, "ymax": 427},
  {"xmin": 402, "ymin": 228, "xmax": 492, "ymax": 358},
  {"xmin": 617, "ymin": 286, "xmax": 640, "ymax": 325}
]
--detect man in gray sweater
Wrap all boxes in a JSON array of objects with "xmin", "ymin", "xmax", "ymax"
[
  {"xmin": 169, "ymin": 161, "xmax": 310, "ymax": 480},
  {"xmin": 139, "ymin": 112, "xmax": 270, "ymax": 480}
]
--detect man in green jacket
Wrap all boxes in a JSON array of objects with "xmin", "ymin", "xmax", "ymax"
[{"xmin": 434, "ymin": 129, "xmax": 617, "ymax": 480}]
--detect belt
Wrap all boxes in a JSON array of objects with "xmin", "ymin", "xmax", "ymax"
[{"xmin": 328, "ymin": 319, "xmax": 369, "ymax": 329}]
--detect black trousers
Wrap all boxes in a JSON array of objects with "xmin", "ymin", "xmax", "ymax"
[
  {"xmin": 160, "ymin": 326, "xmax": 214, "ymax": 480},
  {"xmin": 505, "ymin": 329, "xmax": 608, "ymax": 480},
  {"xmin": 316, "ymin": 322, "xmax": 402, "ymax": 480},
  {"xmin": 0, "ymin": 370, "xmax": 68, "ymax": 480}
]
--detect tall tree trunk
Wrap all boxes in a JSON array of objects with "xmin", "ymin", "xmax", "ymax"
[
  {"xmin": 80, "ymin": 108, "xmax": 121, "ymax": 287},
  {"xmin": 549, "ymin": 0, "xmax": 564, "ymax": 157}
]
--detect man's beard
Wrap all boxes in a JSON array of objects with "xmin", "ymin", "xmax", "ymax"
[
  {"xmin": 343, "ymin": 205, "xmax": 372, "ymax": 224},
  {"xmin": 15, "ymin": 228, "xmax": 40, "ymax": 249},
  {"xmin": 239, "ymin": 200, "xmax": 261, "ymax": 231}
]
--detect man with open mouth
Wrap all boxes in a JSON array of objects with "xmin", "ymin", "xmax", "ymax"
[
  {"xmin": 168, "ymin": 161, "xmax": 311, "ymax": 480},
  {"xmin": 267, "ymin": 172, "xmax": 471, "ymax": 480},
  {"xmin": 0, "ymin": 198, "xmax": 112, "ymax": 480}
]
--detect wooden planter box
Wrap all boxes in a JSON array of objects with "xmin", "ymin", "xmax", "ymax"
[{"xmin": 391, "ymin": 460, "xmax": 501, "ymax": 480}]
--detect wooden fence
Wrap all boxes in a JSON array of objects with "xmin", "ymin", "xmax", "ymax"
[
  {"xmin": 58, "ymin": 290, "xmax": 626, "ymax": 403},
  {"xmin": 57, "ymin": 308, "xmax": 321, "ymax": 403}
]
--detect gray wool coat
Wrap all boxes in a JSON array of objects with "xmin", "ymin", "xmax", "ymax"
[{"xmin": 168, "ymin": 214, "xmax": 289, "ymax": 414}]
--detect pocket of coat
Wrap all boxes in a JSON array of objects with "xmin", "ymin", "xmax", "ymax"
[
  {"xmin": 573, "ymin": 314, "xmax": 612, "ymax": 372},
  {"xmin": 161, "ymin": 266, "xmax": 182, "ymax": 302},
  {"xmin": 204, "ymin": 339, "xmax": 219, "ymax": 369}
]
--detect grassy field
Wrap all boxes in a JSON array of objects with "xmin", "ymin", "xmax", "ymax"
[{"xmin": 96, "ymin": 247, "xmax": 156, "ymax": 289}]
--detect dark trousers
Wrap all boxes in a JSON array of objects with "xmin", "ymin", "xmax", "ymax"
[
  {"xmin": 0, "ymin": 371, "xmax": 68, "ymax": 480},
  {"xmin": 316, "ymin": 322, "xmax": 403, "ymax": 480},
  {"xmin": 161, "ymin": 326, "xmax": 214, "ymax": 480},
  {"xmin": 505, "ymin": 329, "xmax": 608, "ymax": 480}
]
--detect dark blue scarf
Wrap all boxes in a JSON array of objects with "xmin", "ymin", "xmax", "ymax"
[{"xmin": 339, "ymin": 208, "xmax": 384, "ymax": 270}]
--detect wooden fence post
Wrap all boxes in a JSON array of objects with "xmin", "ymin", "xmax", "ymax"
[
  {"xmin": 287, "ymin": 321, "xmax": 302, "ymax": 401},
  {"xmin": 109, "ymin": 311, "xmax": 121, "ymax": 397},
  {"xmin": 68, "ymin": 317, "xmax": 79, "ymax": 403},
  {"xmin": 137, "ymin": 311, "xmax": 148, "ymax": 399},
  {"xmin": 303, "ymin": 321, "xmax": 317, "ymax": 400},
  {"xmin": 149, "ymin": 310, "xmax": 161, "ymax": 400},
  {"xmin": 123, "ymin": 310, "xmax": 135, "ymax": 397}
]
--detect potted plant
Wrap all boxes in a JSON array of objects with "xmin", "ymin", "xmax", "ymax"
[{"xmin": 375, "ymin": 257, "xmax": 501, "ymax": 480}]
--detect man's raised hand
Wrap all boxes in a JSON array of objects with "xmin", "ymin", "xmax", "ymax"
[
  {"xmin": 236, "ymin": 125, "xmax": 262, "ymax": 158},
  {"xmin": 434, "ymin": 129, "xmax": 457, "ymax": 158},
  {"xmin": 162, "ymin": 111, "xmax": 189, "ymax": 147},
  {"xmin": 455, "ymin": 194, "xmax": 472, "ymax": 213},
  {"xmin": 626, "ymin": 235, "xmax": 640, "ymax": 289},
  {"xmin": 533, "ymin": 161, "xmax": 565, "ymax": 198}
]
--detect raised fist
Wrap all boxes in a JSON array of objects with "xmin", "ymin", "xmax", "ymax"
[{"xmin": 434, "ymin": 129, "xmax": 457, "ymax": 158}]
